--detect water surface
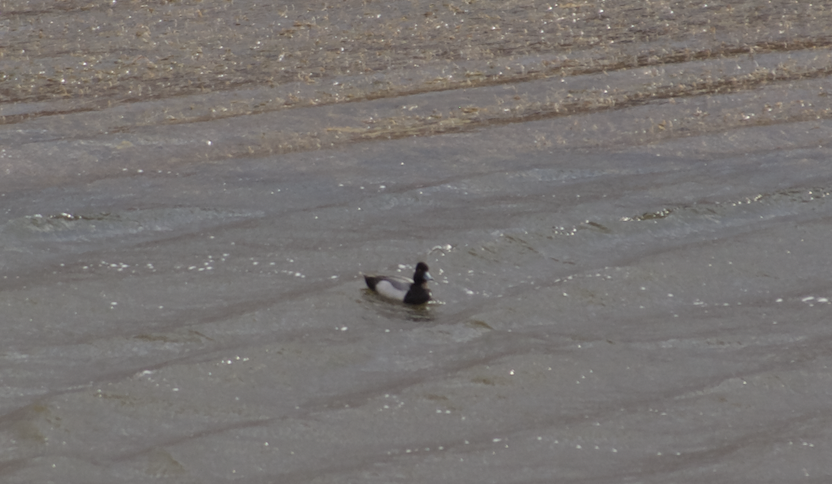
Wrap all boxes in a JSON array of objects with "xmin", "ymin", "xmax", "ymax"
[{"xmin": 2, "ymin": 1, "xmax": 832, "ymax": 482}]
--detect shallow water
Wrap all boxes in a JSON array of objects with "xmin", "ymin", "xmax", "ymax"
[{"xmin": 2, "ymin": 0, "xmax": 832, "ymax": 482}]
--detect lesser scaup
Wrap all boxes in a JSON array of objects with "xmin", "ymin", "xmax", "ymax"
[{"xmin": 364, "ymin": 262, "xmax": 433, "ymax": 305}]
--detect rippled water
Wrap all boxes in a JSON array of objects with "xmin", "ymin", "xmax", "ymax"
[{"xmin": 3, "ymin": 0, "xmax": 832, "ymax": 482}]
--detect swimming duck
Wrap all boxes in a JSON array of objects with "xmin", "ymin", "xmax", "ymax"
[{"xmin": 364, "ymin": 262, "xmax": 433, "ymax": 305}]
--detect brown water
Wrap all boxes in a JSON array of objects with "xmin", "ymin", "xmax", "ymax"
[{"xmin": 2, "ymin": 1, "xmax": 832, "ymax": 482}]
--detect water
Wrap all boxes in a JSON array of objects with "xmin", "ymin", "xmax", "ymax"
[{"xmin": 2, "ymin": 0, "xmax": 832, "ymax": 482}]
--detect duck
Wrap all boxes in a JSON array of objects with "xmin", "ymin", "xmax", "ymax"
[{"xmin": 364, "ymin": 262, "xmax": 433, "ymax": 305}]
